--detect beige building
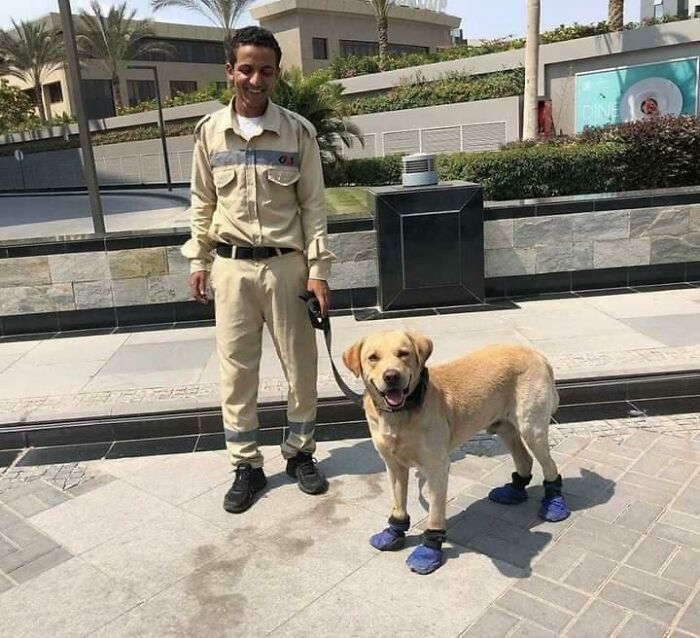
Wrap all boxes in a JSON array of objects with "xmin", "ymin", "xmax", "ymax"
[
  {"xmin": 1, "ymin": 13, "xmax": 229, "ymax": 120},
  {"xmin": 250, "ymin": 0, "xmax": 462, "ymax": 73}
]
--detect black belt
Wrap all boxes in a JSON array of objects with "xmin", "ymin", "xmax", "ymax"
[{"xmin": 216, "ymin": 243, "xmax": 296, "ymax": 259}]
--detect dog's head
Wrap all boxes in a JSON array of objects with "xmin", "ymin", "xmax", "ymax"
[{"xmin": 342, "ymin": 330, "xmax": 433, "ymax": 411}]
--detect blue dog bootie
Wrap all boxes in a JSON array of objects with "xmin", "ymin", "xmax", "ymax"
[
  {"xmin": 488, "ymin": 472, "xmax": 532, "ymax": 505},
  {"xmin": 538, "ymin": 475, "xmax": 571, "ymax": 522},
  {"xmin": 406, "ymin": 529, "xmax": 446, "ymax": 575},
  {"xmin": 370, "ymin": 515, "xmax": 411, "ymax": 551}
]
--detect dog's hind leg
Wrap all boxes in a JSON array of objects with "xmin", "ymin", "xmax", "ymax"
[
  {"xmin": 369, "ymin": 458, "xmax": 410, "ymax": 552},
  {"xmin": 488, "ymin": 420, "xmax": 533, "ymax": 505},
  {"xmin": 406, "ymin": 458, "xmax": 449, "ymax": 575},
  {"xmin": 518, "ymin": 402, "xmax": 570, "ymax": 523}
]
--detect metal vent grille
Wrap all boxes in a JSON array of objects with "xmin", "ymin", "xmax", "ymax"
[
  {"xmin": 345, "ymin": 133, "xmax": 376, "ymax": 159},
  {"xmin": 383, "ymin": 129, "xmax": 420, "ymax": 156},
  {"xmin": 402, "ymin": 154, "xmax": 435, "ymax": 174},
  {"xmin": 462, "ymin": 122, "xmax": 507, "ymax": 152},
  {"xmin": 420, "ymin": 126, "xmax": 461, "ymax": 154}
]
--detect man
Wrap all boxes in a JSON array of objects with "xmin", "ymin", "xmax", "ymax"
[{"xmin": 181, "ymin": 26, "xmax": 334, "ymax": 513}]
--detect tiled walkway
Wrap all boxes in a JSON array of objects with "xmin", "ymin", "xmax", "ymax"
[{"xmin": 1, "ymin": 419, "xmax": 698, "ymax": 637}]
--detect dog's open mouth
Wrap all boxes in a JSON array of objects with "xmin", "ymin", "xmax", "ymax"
[{"xmin": 382, "ymin": 387, "xmax": 409, "ymax": 410}]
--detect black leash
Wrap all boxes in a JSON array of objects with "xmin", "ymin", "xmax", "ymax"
[{"xmin": 300, "ymin": 292, "xmax": 365, "ymax": 406}]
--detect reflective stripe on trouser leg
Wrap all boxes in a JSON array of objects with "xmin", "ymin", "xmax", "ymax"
[
  {"xmin": 213, "ymin": 257, "xmax": 265, "ymax": 469},
  {"xmin": 260, "ymin": 252, "xmax": 319, "ymax": 459}
]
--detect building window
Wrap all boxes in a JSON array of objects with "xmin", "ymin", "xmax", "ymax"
[
  {"xmin": 339, "ymin": 39, "xmax": 429, "ymax": 58},
  {"xmin": 312, "ymin": 37, "xmax": 328, "ymax": 60},
  {"xmin": 170, "ymin": 80, "xmax": 197, "ymax": 97},
  {"xmin": 127, "ymin": 79, "xmax": 157, "ymax": 106},
  {"xmin": 47, "ymin": 81, "xmax": 63, "ymax": 104},
  {"xmin": 135, "ymin": 38, "xmax": 225, "ymax": 64},
  {"xmin": 214, "ymin": 81, "xmax": 228, "ymax": 91},
  {"xmin": 22, "ymin": 88, "xmax": 38, "ymax": 106}
]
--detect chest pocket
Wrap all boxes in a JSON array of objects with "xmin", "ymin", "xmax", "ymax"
[
  {"xmin": 266, "ymin": 168, "xmax": 300, "ymax": 187},
  {"xmin": 213, "ymin": 168, "xmax": 237, "ymax": 191}
]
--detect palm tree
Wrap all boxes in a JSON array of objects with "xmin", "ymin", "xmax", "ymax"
[
  {"xmin": 608, "ymin": 0, "xmax": 624, "ymax": 31},
  {"xmin": 76, "ymin": 1, "xmax": 174, "ymax": 112},
  {"xmin": 150, "ymin": 0, "xmax": 252, "ymax": 46},
  {"xmin": 523, "ymin": 0, "xmax": 541, "ymax": 140},
  {"xmin": 369, "ymin": 0, "xmax": 392, "ymax": 71},
  {"xmin": 0, "ymin": 20, "xmax": 63, "ymax": 121},
  {"xmin": 273, "ymin": 69, "xmax": 363, "ymax": 164}
]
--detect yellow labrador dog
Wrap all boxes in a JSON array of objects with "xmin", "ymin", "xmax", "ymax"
[{"xmin": 343, "ymin": 330, "xmax": 569, "ymax": 575}]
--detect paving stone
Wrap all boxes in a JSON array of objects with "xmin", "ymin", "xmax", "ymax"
[
  {"xmin": 552, "ymin": 436, "xmax": 591, "ymax": 456},
  {"xmin": 533, "ymin": 542, "xmax": 585, "ymax": 580},
  {"xmin": 660, "ymin": 547, "xmax": 700, "ymax": 587},
  {"xmin": 0, "ymin": 534, "xmax": 59, "ymax": 573},
  {"xmin": 48, "ymin": 252, "xmax": 109, "ymax": 283},
  {"xmin": 565, "ymin": 599, "xmax": 626, "ymax": 638},
  {"xmin": 514, "ymin": 575, "xmax": 588, "ymax": 613},
  {"xmin": 9, "ymin": 546, "xmax": 72, "ymax": 584},
  {"xmin": 615, "ymin": 480, "xmax": 675, "ymax": 508},
  {"xmin": 593, "ymin": 238, "xmax": 650, "ymax": 268},
  {"xmin": 460, "ymin": 608, "xmax": 518, "ymax": 637},
  {"xmin": 3, "ymin": 495, "xmax": 50, "ymax": 518},
  {"xmin": 563, "ymin": 553, "xmax": 616, "ymax": 594},
  {"xmin": 650, "ymin": 522, "xmax": 700, "ymax": 550},
  {"xmin": 625, "ymin": 536, "xmax": 677, "ymax": 574},
  {"xmin": 0, "ymin": 572, "xmax": 13, "ymax": 591},
  {"xmin": 108, "ymin": 248, "xmax": 167, "ymax": 279},
  {"xmin": 677, "ymin": 590, "xmax": 700, "ymax": 635},
  {"xmin": 509, "ymin": 622, "xmax": 557, "ymax": 637},
  {"xmin": 484, "ymin": 248, "xmax": 536, "ymax": 277},
  {"xmin": 0, "ymin": 505, "xmax": 23, "ymax": 531},
  {"xmin": 562, "ymin": 517, "xmax": 641, "ymax": 561},
  {"xmin": 599, "ymin": 581, "xmax": 682, "ymax": 624},
  {"xmin": 661, "ymin": 510, "xmax": 700, "ymax": 535},
  {"xmin": 514, "ymin": 216, "xmax": 574, "ymax": 248},
  {"xmin": 535, "ymin": 243, "xmax": 592, "ymax": 274},
  {"xmin": 615, "ymin": 500, "xmax": 663, "ymax": 532},
  {"xmin": 614, "ymin": 565, "xmax": 692, "ymax": 605},
  {"xmin": 616, "ymin": 614, "xmax": 668, "ymax": 638},
  {"xmin": 620, "ymin": 471, "xmax": 680, "ymax": 496},
  {"xmin": 650, "ymin": 233, "xmax": 700, "ymax": 265},
  {"xmin": 658, "ymin": 459, "xmax": 698, "ymax": 483},
  {"xmin": 673, "ymin": 484, "xmax": 700, "ymax": 516},
  {"xmin": 496, "ymin": 590, "xmax": 573, "ymax": 633}
]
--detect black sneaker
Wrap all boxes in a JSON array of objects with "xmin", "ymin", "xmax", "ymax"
[
  {"xmin": 223, "ymin": 464, "xmax": 267, "ymax": 513},
  {"xmin": 286, "ymin": 452, "xmax": 328, "ymax": 495}
]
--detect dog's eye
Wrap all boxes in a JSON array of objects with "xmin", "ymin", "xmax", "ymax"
[
  {"xmin": 397, "ymin": 350, "xmax": 410, "ymax": 358},
  {"xmin": 367, "ymin": 353, "xmax": 379, "ymax": 363}
]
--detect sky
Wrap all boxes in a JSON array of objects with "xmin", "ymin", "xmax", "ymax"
[{"xmin": 1, "ymin": 0, "xmax": 644, "ymax": 38}]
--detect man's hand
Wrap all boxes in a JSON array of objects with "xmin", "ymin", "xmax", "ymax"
[
  {"xmin": 307, "ymin": 279, "xmax": 330, "ymax": 317},
  {"xmin": 189, "ymin": 270, "xmax": 209, "ymax": 304}
]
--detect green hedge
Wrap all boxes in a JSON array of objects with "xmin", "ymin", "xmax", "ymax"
[
  {"xmin": 327, "ymin": 16, "xmax": 690, "ymax": 79},
  {"xmin": 324, "ymin": 144, "xmax": 626, "ymax": 200},
  {"xmin": 348, "ymin": 70, "xmax": 524, "ymax": 115}
]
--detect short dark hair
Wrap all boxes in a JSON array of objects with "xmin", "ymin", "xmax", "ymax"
[{"xmin": 227, "ymin": 26, "xmax": 282, "ymax": 67}]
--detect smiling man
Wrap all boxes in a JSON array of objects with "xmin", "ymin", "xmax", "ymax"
[{"xmin": 181, "ymin": 26, "xmax": 335, "ymax": 513}]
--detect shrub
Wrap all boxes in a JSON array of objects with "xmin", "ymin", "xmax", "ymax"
[
  {"xmin": 116, "ymin": 82, "xmax": 226, "ymax": 116},
  {"xmin": 577, "ymin": 115, "xmax": 700, "ymax": 190},
  {"xmin": 348, "ymin": 69, "xmax": 524, "ymax": 115},
  {"xmin": 324, "ymin": 155, "xmax": 403, "ymax": 187},
  {"xmin": 326, "ymin": 16, "xmax": 692, "ymax": 80}
]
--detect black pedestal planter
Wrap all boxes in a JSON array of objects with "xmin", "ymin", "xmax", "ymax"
[{"xmin": 368, "ymin": 181, "xmax": 485, "ymax": 311}]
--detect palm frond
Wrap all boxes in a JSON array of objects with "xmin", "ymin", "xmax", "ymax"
[{"xmin": 150, "ymin": 0, "xmax": 251, "ymax": 37}]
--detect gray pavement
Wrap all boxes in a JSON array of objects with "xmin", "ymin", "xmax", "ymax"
[
  {"xmin": 0, "ymin": 189, "xmax": 190, "ymax": 240},
  {"xmin": 0, "ymin": 419, "xmax": 698, "ymax": 637},
  {"xmin": 1, "ymin": 286, "xmax": 700, "ymax": 424}
]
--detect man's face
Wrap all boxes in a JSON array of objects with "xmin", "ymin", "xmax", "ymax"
[{"xmin": 226, "ymin": 44, "xmax": 279, "ymax": 115}]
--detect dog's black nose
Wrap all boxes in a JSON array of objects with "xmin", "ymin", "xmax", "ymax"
[{"xmin": 383, "ymin": 369, "xmax": 401, "ymax": 386}]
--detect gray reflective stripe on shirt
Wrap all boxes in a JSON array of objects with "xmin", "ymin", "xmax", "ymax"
[
  {"xmin": 288, "ymin": 421, "xmax": 316, "ymax": 435},
  {"xmin": 224, "ymin": 428, "xmax": 258, "ymax": 444},
  {"xmin": 210, "ymin": 149, "xmax": 299, "ymax": 169}
]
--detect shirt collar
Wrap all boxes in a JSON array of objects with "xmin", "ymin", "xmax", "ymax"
[{"xmin": 221, "ymin": 98, "xmax": 282, "ymax": 136}]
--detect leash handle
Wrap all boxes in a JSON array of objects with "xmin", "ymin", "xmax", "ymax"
[{"xmin": 299, "ymin": 292, "xmax": 364, "ymax": 407}]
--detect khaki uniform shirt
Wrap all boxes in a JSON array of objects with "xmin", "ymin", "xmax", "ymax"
[{"xmin": 181, "ymin": 99, "xmax": 334, "ymax": 279}]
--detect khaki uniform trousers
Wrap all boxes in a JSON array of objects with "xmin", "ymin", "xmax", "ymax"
[{"xmin": 211, "ymin": 250, "xmax": 318, "ymax": 468}]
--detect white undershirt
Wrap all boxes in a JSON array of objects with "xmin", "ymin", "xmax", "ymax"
[{"xmin": 238, "ymin": 115, "xmax": 263, "ymax": 140}]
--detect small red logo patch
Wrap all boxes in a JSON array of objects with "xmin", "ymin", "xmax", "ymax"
[{"xmin": 279, "ymin": 154, "xmax": 295, "ymax": 165}]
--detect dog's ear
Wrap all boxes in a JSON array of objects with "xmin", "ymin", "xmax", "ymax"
[
  {"xmin": 409, "ymin": 331, "xmax": 433, "ymax": 367},
  {"xmin": 342, "ymin": 338, "xmax": 365, "ymax": 377}
]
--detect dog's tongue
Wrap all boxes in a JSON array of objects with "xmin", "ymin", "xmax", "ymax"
[{"xmin": 385, "ymin": 389, "xmax": 404, "ymax": 407}]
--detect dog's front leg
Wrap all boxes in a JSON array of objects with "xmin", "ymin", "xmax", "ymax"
[
  {"xmin": 406, "ymin": 458, "xmax": 449, "ymax": 575},
  {"xmin": 369, "ymin": 458, "xmax": 410, "ymax": 552}
]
